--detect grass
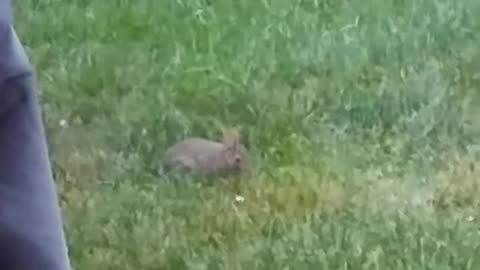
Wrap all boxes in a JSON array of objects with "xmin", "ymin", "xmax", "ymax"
[{"xmin": 13, "ymin": 0, "xmax": 480, "ymax": 269}]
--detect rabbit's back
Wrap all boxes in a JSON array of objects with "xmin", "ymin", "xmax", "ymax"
[
  {"xmin": 164, "ymin": 138, "xmax": 223, "ymax": 157},
  {"xmin": 161, "ymin": 138, "xmax": 225, "ymax": 175}
]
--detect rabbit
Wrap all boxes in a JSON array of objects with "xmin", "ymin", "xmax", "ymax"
[{"xmin": 160, "ymin": 128, "xmax": 250, "ymax": 178}]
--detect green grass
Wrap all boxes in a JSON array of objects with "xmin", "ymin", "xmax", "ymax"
[{"xmin": 13, "ymin": 0, "xmax": 480, "ymax": 269}]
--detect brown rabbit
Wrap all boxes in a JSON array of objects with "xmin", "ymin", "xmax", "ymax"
[{"xmin": 160, "ymin": 128, "xmax": 250, "ymax": 178}]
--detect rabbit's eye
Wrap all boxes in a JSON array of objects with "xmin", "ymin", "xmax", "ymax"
[{"xmin": 234, "ymin": 155, "xmax": 242, "ymax": 163}]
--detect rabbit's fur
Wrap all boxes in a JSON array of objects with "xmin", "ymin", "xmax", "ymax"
[{"xmin": 160, "ymin": 128, "xmax": 250, "ymax": 178}]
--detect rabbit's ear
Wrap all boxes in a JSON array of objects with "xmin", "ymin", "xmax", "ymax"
[{"xmin": 222, "ymin": 127, "xmax": 240, "ymax": 150}]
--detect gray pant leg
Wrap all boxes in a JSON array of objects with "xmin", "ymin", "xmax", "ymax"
[
  {"xmin": 0, "ymin": 75, "xmax": 72, "ymax": 270},
  {"xmin": 0, "ymin": 17, "xmax": 72, "ymax": 270}
]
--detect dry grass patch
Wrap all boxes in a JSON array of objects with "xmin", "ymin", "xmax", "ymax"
[{"xmin": 432, "ymin": 153, "xmax": 480, "ymax": 211}]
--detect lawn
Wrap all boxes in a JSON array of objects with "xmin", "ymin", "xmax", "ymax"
[{"xmin": 13, "ymin": 0, "xmax": 480, "ymax": 269}]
